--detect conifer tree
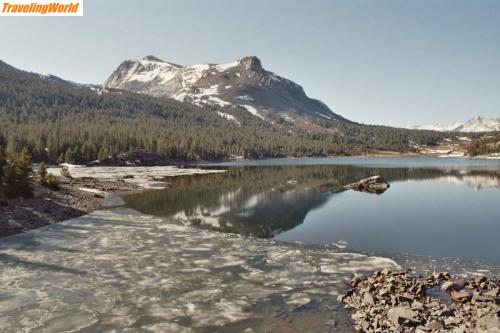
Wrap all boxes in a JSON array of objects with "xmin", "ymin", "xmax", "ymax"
[
  {"xmin": 17, "ymin": 148, "xmax": 33, "ymax": 197},
  {"xmin": 5, "ymin": 163, "xmax": 18, "ymax": 198},
  {"xmin": 39, "ymin": 161, "xmax": 47, "ymax": 186},
  {"xmin": 6, "ymin": 148, "xmax": 33, "ymax": 198},
  {"xmin": 0, "ymin": 134, "xmax": 6, "ymax": 186}
]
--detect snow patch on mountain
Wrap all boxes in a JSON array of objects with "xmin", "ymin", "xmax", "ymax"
[
  {"xmin": 182, "ymin": 64, "xmax": 210, "ymax": 87},
  {"xmin": 131, "ymin": 59, "xmax": 178, "ymax": 83},
  {"xmin": 217, "ymin": 111, "xmax": 240, "ymax": 125},
  {"xmin": 240, "ymin": 105, "xmax": 263, "ymax": 119},
  {"xmin": 105, "ymin": 57, "xmax": 180, "ymax": 87},
  {"xmin": 215, "ymin": 61, "xmax": 239, "ymax": 72},
  {"xmin": 316, "ymin": 112, "xmax": 333, "ymax": 120},
  {"xmin": 174, "ymin": 84, "xmax": 231, "ymax": 107},
  {"xmin": 235, "ymin": 95, "xmax": 254, "ymax": 102}
]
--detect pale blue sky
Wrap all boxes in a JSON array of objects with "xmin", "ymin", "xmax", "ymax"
[{"xmin": 1, "ymin": 0, "xmax": 499, "ymax": 126}]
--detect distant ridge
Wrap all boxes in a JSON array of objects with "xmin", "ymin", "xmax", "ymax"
[
  {"xmin": 0, "ymin": 60, "xmax": 15, "ymax": 72},
  {"xmin": 408, "ymin": 116, "xmax": 500, "ymax": 133}
]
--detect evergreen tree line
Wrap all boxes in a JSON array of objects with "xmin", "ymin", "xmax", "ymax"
[
  {"xmin": 0, "ymin": 133, "xmax": 33, "ymax": 199},
  {"xmin": 0, "ymin": 134, "xmax": 59, "ymax": 200},
  {"xmin": 468, "ymin": 133, "xmax": 500, "ymax": 156},
  {"xmin": 0, "ymin": 66, "xmax": 455, "ymax": 164}
]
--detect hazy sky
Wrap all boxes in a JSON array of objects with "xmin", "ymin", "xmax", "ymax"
[{"xmin": 1, "ymin": 0, "xmax": 499, "ymax": 126}]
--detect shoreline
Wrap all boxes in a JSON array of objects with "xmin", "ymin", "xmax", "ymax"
[
  {"xmin": 0, "ymin": 178, "xmax": 141, "ymax": 238},
  {"xmin": 1, "ymin": 165, "xmax": 225, "ymax": 238},
  {"xmin": 187, "ymin": 153, "xmax": 500, "ymax": 166},
  {"xmin": 1, "ymin": 206, "xmax": 498, "ymax": 332},
  {"xmin": 30, "ymin": 152, "xmax": 499, "ymax": 171},
  {"xmin": 3, "ymin": 156, "xmax": 499, "ymax": 239},
  {"xmin": 1, "ymin": 166, "xmax": 498, "ymax": 331},
  {"xmin": 338, "ymin": 269, "xmax": 499, "ymax": 332},
  {"xmin": 0, "ymin": 206, "xmax": 401, "ymax": 332}
]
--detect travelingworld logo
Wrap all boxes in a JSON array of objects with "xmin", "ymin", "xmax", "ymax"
[{"xmin": 1, "ymin": 0, "xmax": 82, "ymax": 16}]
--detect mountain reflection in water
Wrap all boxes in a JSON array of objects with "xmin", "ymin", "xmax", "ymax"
[{"xmin": 124, "ymin": 165, "xmax": 500, "ymax": 242}]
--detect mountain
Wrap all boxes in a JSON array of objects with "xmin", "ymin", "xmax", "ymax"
[
  {"xmin": 104, "ymin": 55, "xmax": 350, "ymax": 123},
  {"xmin": 0, "ymin": 59, "xmax": 275, "ymax": 162},
  {"xmin": 0, "ymin": 58, "xmax": 450, "ymax": 164},
  {"xmin": 0, "ymin": 60, "xmax": 15, "ymax": 72},
  {"xmin": 408, "ymin": 116, "xmax": 500, "ymax": 133}
]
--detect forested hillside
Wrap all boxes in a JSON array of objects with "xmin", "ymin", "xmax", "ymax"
[
  {"xmin": 0, "ymin": 61, "xmax": 450, "ymax": 164},
  {"xmin": 468, "ymin": 133, "xmax": 500, "ymax": 156}
]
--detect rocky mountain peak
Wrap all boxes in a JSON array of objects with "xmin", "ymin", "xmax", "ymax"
[
  {"xmin": 104, "ymin": 55, "xmax": 351, "ymax": 124},
  {"xmin": 239, "ymin": 56, "xmax": 263, "ymax": 72},
  {"xmin": 143, "ymin": 55, "xmax": 165, "ymax": 62}
]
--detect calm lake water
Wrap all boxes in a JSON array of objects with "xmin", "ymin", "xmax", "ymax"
[
  {"xmin": 125, "ymin": 157, "xmax": 500, "ymax": 264},
  {"xmin": 2, "ymin": 158, "xmax": 499, "ymax": 332}
]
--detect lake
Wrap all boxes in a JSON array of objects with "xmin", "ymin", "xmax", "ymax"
[
  {"xmin": 125, "ymin": 157, "xmax": 500, "ymax": 264},
  {"xmin": 2, "ymin": 157, "xmax": 499, "ymax": 333}
]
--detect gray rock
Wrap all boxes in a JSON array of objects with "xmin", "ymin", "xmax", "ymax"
[
  {"xmin": 444, "ymin": 316, "xmax": 460, "ymax": 326},
  {"xmin": 364, "ymin": 292, "xmax": 376, "ymax": 306},
  {"xmin": 442, "ymin": 279, "xmax": 466, "ymax": 292},
  {"xmin": 474, "ymin": 274, "xmax": 487, "ymax": 284},
  {"xmin": 477, "ymin": 313, "xmax": 500, "ymax": 330},
  {"xmin": 411, "ymin": 301, "xmax": 425, "ymax": 311},
  {"xmin": 452, "ymin": 291, "xmax": 471, "ymax": 303},
  {"xmin": 338, "ymin": 271, "xmax": 499, "ymax": 333},
  {"xmin": 426, "ymin": 320, "xmax": 444, "ymax": 330},
  {"xmin": 387, "ymin": 306, "xmax": 420, "ymax": 326},
  {"xmin": 359, "ymin": 319, "xmax": 371, "ymax": 331},
  {"xmin": 344, "ymin": 176, "xmax": 390, "ymax": 194}
]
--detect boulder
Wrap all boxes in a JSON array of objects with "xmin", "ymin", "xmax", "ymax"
[
  {"xmin": 426, "ymin": 320, "xmax": 445, "ymax": 331},
  {"xmin": 411, "ymin": 301, "xmax": 425, "ymax": 311},
  {"xmin": 344, "ymin": 175, "xmax": 390, "ymax": 194},
  {"xmin": 451, "ymin": 291, "xmax": 472, "ymax": 303},
  {"xmin": 363, "ymin": 292, "xmax": 376, "ymax": 306},
  {"xmin": 442, "ymin": 279, "xmax": 466, "ymax": 292},
  {"xmin": 474, "ymin": 274, "xmax": 487, "ymax": 284},
  {"xmin": 387, "ymin": 306, "xmax": 421, "ymax": 326}
]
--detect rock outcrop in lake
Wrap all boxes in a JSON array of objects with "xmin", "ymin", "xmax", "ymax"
[
  {"xmin": 338, "ymin": 269, "xmax": 500, "ymax": 332},
  {"xmin": 344, "ymin": 175, "xmax": 390, "ymax": 194}
]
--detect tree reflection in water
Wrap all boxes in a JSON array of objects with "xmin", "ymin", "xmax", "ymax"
[{"xmin": 124, "ymin": 165, "xmax": 500, "ymax": 238}]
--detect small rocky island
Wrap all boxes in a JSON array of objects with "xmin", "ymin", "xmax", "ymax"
[
  {"xmin": 344, "ymin": 175, "xmax": 391, "ymax": 194},
  {"xmin": 338, "ymin": 269, "xmax": 499, "ymax": 332}
]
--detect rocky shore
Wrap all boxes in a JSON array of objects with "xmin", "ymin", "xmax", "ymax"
[
  {"xmin": 338, "ymin": 269, "xmax": 499, "ymax": 332},
  {"xmin": 1, "ymin": 165, "xmax": 225, "ymax": 238},
  {"xmin": 0, "ymin": 178, "xmax": 140, "ymax": 238}
]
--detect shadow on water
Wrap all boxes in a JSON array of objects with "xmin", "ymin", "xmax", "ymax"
[{"xmin": 0, "ymin": 253, "xmax": 86, "ymax": 275}]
